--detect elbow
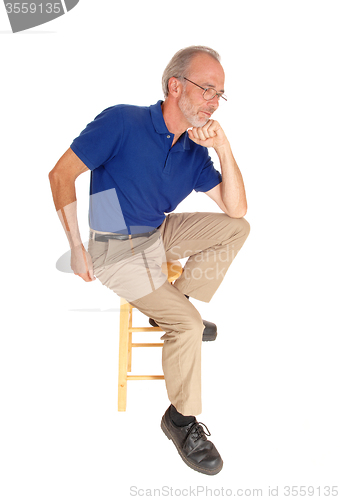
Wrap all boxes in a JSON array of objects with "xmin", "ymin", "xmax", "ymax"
[
  {"xmin": 48, "ymin": 169, "xmax": 55, "ymax": 187},
  {"xmin": 236, "ymin": 203, "xmax": 248, "ymax": 218},
  {"xmin": 48, "ymin": 168, "xmax": 66, "ymax": 198},
  {"xmin": 48, "ymin": 165, "xmax": 59, "ymax": 183},
  {"xmin": 228, "ymin": 209, "xmax": 247, "ymax": 219},
  {"xmin": 236, "ymin": 209, "xmax": 247, "ymax": 219},
  {"xmin": 223, "ymin": 201, "xmax": 248, "ymax": 219},
  {"xmin": 48, "ymin": 165, "xmax": 70, "ymax": 186}
]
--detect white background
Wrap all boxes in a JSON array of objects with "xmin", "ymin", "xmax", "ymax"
[{"xmin": 0, "ymin": 1, "xmax": 339, "ymax": 499}]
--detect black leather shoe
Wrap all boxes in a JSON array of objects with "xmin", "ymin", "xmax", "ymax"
[
  {"xmin": 161, "ymin": 405, "xmax": 223, "ymax": 475},
  {"xmin": 149, "ymin": 318, "xmax": 217, "ymax": 341}
]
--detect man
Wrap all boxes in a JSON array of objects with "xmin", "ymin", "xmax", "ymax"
[{"xmin": 49, "ymin": 46, "xmax": 250, "ymax": 475}]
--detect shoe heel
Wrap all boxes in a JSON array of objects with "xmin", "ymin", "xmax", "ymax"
[{"xmin": 161, "ymin": 418, "xmax": 171, "ymax": 440}]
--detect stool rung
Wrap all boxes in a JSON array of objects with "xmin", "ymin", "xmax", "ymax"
[
  {"xmin": 129, "ymin": 327, "xmax": 162, "ymax": 332},
  {"xmin": 127, "ymin": 375, "xmax": 165, "ymax": 380},
  {"xmin": 131, "ymin": 343, "xmax": 163, "ymax": 347}
]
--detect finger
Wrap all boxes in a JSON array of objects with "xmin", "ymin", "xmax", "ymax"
[
  {"xmin": 208, "ymin": 120, "xmax": 223, "ymax": 136},
  {"xmin": 196, "ymin": 128, "xmax": 208, "ymax": 141},
  {"xmin": 75, "ymin": 272, "xmax": 93, "ymax": 282},
  {"xmin": 82, "ymin": 246, "xmax": 90, "ymax": 272},
  {"xmin": 85, "ymin": 253, "xmax": 96, "ymax": 281},
  {"xmin": 197, "ymin": 121, "xmax": 216, "ymax": 140},
  {"xmin": 190, "ymin": 128, "xmax": 200, "ymax": 139},
  {"xmin": 188, "ymin": 129, "xmax": 200, "ymax": 144},
  {"xmin": 202, "ymin": 119, "xmax": 213, "ymax": 131},
  {"xmin": 203, "ymin": 120, "xmax": 217, "ymax": 137}
]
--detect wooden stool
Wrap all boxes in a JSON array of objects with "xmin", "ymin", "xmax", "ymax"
[{"xmin": 118, "ymin": 261, "xmax": 183, "ymax": 411}]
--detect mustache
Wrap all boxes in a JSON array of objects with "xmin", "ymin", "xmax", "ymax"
[{"xmin": 200, "ymin": 107, "xmax": 216, "ymax": 114}]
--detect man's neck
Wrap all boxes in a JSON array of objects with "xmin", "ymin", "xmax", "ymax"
[{"xmin": 161, "ymin": 99, "xmax": 189, "ymax": 146}]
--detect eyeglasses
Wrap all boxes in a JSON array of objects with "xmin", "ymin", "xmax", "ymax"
[{"xmin": 181, "ymin": 77, "xmax": 227, "ymax": 102}]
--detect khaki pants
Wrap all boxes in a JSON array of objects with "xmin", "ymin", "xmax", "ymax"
[{"xmin": 88, "ymin": 212, "xmax": 250, "ymax": 416}]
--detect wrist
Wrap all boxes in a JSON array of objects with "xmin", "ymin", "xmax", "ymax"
[
  {"xmin": 66, "ymin": 232, "xmax": 83, "ymax": 250},
  {"xmin": 214, "ymin": 142, "xmax": 231, "ymax": 162},
  {"xmin": 214, "ymin": 138, "xmax": 230, "ymax": 152}
]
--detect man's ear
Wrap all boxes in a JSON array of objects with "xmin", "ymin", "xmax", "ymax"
[{"xmin": 168, "ymin": 77, "xmax": 182, "ymax": 98}]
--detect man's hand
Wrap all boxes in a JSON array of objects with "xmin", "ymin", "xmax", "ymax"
[
  {"xmin": 188, "ymin": 120, "xmax": 228, "ymax": 150},
  {"xmin": 71, "ymin": 244, "xmax": 96, "ymax": 282}
]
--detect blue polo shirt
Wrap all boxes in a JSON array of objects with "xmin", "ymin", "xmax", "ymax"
[{"xmin": 70, "ymin": 100, "xmax": 222, "ymax": 234}]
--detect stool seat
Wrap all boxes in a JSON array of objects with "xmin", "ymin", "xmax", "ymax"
[{"xmin": 118, "ymin": 261, "xmax": 183, "ymax": 411}]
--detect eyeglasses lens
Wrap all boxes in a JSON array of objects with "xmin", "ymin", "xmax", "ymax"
[{"xmin": 203, "ymin": 88, "xmax": 218, "ymax": 100}]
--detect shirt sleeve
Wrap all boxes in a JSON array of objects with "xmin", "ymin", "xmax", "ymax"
[
  {"xmin": 194, "ymin": 149, "xmax": 222, "ymax": 192},
  {"xmin": 70, "ymin": 106, "xmax": 124, "ymax": 170}
]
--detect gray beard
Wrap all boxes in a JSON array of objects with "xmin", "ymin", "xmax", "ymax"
[{"xmin": 178, "ymin": 94, "xmax": 210, "ymax": 128}]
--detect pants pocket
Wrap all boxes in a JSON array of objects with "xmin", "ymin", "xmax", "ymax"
[{"xmin": 88, "ymin": 239, "xmax": 109, "ymax": 268}]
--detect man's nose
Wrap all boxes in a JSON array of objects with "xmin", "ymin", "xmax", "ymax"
[{"xmin": 209, "ymin": 95, "xmax": 220, "ymax": 109}]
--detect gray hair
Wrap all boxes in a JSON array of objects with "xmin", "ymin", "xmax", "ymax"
[{"xmin": 162, "ymin": 46, "xmax": 221, "ymax": 98}]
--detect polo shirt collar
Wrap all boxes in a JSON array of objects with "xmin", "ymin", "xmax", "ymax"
[
  {"xmin": 150, "ymin": 100, "xmax": 190, "ymax": 151},
  {"xmin": 150, "ymin": 100, "xmax": 169, "ymax": 134}
]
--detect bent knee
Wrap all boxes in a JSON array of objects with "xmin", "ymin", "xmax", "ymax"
[
  {"xmin": 237, "ymin": 217, "xmax": 250, "ymax": 238},
  {"xmin": 182, "ymin": 308, "xmax": 204, "ymax": 337},
  {"xmin": 219, "ymin": 214, "xmax": 250, "ymax": 242}
]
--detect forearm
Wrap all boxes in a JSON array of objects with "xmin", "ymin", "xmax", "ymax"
[
  {"xmin": 49, "ymin": 149, "xmax": 94, "ymax": 281},
  {"xmin": 49, "ymin": 173, "xmax": 83, "ymax": 249},
  {"xmin": 215, "ymin": 142, "xmax": 247, "ymax": 218}
]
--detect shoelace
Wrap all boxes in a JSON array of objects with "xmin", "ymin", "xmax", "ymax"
[{"xmin": 187, "ymin": 421, "xmax": 212, "ymax": 442}]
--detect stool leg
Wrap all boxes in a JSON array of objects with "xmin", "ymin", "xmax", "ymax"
[
  {"xmin": 127, "ymin": 304, "xmax": 133, "ymax": 372},
  {"xmin": 118, "ymin": 298, "xmax": 129, "ymax": 411}
]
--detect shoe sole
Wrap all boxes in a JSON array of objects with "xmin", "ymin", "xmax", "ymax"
[
  {"xmin": 202, "ymin": 334, "xmax": 217, "ymax": 342},
  {"xmin": 149, "ymin": 319, "xmax": 217, "ymax": 342},
  {"xmin": 161, "ymin": 418, "xmax": 223, "ymax": 475}
]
